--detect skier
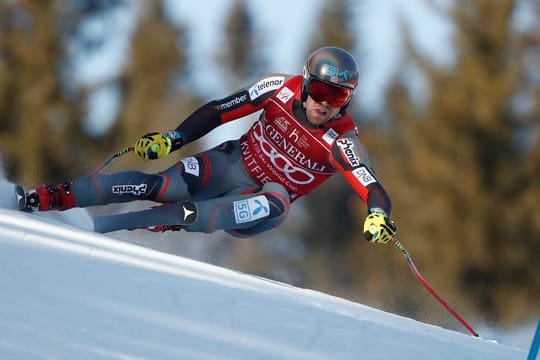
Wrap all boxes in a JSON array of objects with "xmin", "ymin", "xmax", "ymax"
[{"xmin": 16, "ymin": 46, "xmax": 397, "ymax": 243}]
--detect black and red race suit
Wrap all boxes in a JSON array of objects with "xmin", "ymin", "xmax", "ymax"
[{"xmin": 72, "ymin": 74, "xmax": 391, "ymax": 235}]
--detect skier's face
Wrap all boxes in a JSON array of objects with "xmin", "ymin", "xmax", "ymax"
[{"xmin": 304, "ymin": 96, "xmax": 341, "ymax": 126}]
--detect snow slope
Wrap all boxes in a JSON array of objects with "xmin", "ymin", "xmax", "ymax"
[{"xmin": 0, "ymin": 195, "xmax": 526, "ymax": 359}]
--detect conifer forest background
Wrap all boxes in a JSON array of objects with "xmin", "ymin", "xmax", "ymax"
[{"xmin": 0, "ymin": 0, "xmax": 539, "ymax": 332}]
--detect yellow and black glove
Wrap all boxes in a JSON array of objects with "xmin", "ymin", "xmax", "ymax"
[
  {"xmin": 363, "ymin": 209, "xmax": 397, "ymax": 244},
  {"xmin": 134, "ymin": 131, "xmax": 178, "ymax": 160}
]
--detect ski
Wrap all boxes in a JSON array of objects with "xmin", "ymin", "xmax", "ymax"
[{"xmin": 93, "ymin": 202, "xmax": 198, "ymax": 233}]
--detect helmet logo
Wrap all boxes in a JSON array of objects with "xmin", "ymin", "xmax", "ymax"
[
  {"xmin": 322, "ymin": 64, "xmax": 339, "ymax": 83},
  {"xmin": 322, "ymin": 64, "xmax": 351, "ymax": 83},
  {"xmin": 340, "ymin": 70, "xmax": 350, "ymax": 80}
]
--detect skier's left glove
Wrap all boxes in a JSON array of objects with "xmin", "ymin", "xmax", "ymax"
[
  {"xmin": 134, "ymin": 131, "xmax": 181, "ymax": 160},
  {"xmin": 363, "ymin": 209, "xmax": 397, "ymax": 244}
]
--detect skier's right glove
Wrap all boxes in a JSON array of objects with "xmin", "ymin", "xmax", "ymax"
[
  {"xmin": 134, "ymin": 131, "xmax": 181, "ymax": 160},
  {"xmin": 363, "ymin": 209, "xmax": 397, "ymax": 244}
]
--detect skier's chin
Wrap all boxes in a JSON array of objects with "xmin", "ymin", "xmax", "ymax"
[{"xmin": 307, "ymin": 110, "xmax": 331, "ymax": 126}]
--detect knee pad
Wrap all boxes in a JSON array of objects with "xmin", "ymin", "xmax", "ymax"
[
  {"xmin": 261, "ymin": 183, "xmax": 290, "ymax": 218},
  {"xmin": 264, "ymin": 191, "xmax": 289, "ymax": 218}
]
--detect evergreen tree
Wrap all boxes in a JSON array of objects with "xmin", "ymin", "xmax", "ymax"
[
  {"xmin": 218, "ymin": 0, "xmax": 265, "ymax": 86},
  {"xmin": 0, "ymin": 2, "xmax": 84, "ymax": 186},
  {"xmin": 57, "ymin": 0, "xmax": 142, "ymax": 174},
  {"xmin": 112, "ymin": 1, "xmax": 193, "ymax": 172}
]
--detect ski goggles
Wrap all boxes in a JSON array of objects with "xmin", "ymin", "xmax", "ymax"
[{"xmin": 307, "ymin": 78, "xmax": 353, "ymax": 107}]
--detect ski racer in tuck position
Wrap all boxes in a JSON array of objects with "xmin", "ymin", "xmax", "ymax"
[{"xmin": 16, "ymin": 46, "xmax": 397, "ymax": 243}]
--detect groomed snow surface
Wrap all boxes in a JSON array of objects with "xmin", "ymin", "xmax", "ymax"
[{"xmin": 0, "ymin": 181, "xmax": 528, "ymax": 359}]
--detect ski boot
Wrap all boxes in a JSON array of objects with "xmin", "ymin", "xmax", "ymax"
[{"xmin": 15, "ymin": 182, "xmax": 76, "ymax": 212}]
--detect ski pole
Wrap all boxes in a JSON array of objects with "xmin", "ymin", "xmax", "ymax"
[
  {"xmin": 393, "ymin": 237, "xmax": 480, "ymax": 337},
  {"xmin": 90, "ymin": 146, "xmax": 134, "ymax": 176}
]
